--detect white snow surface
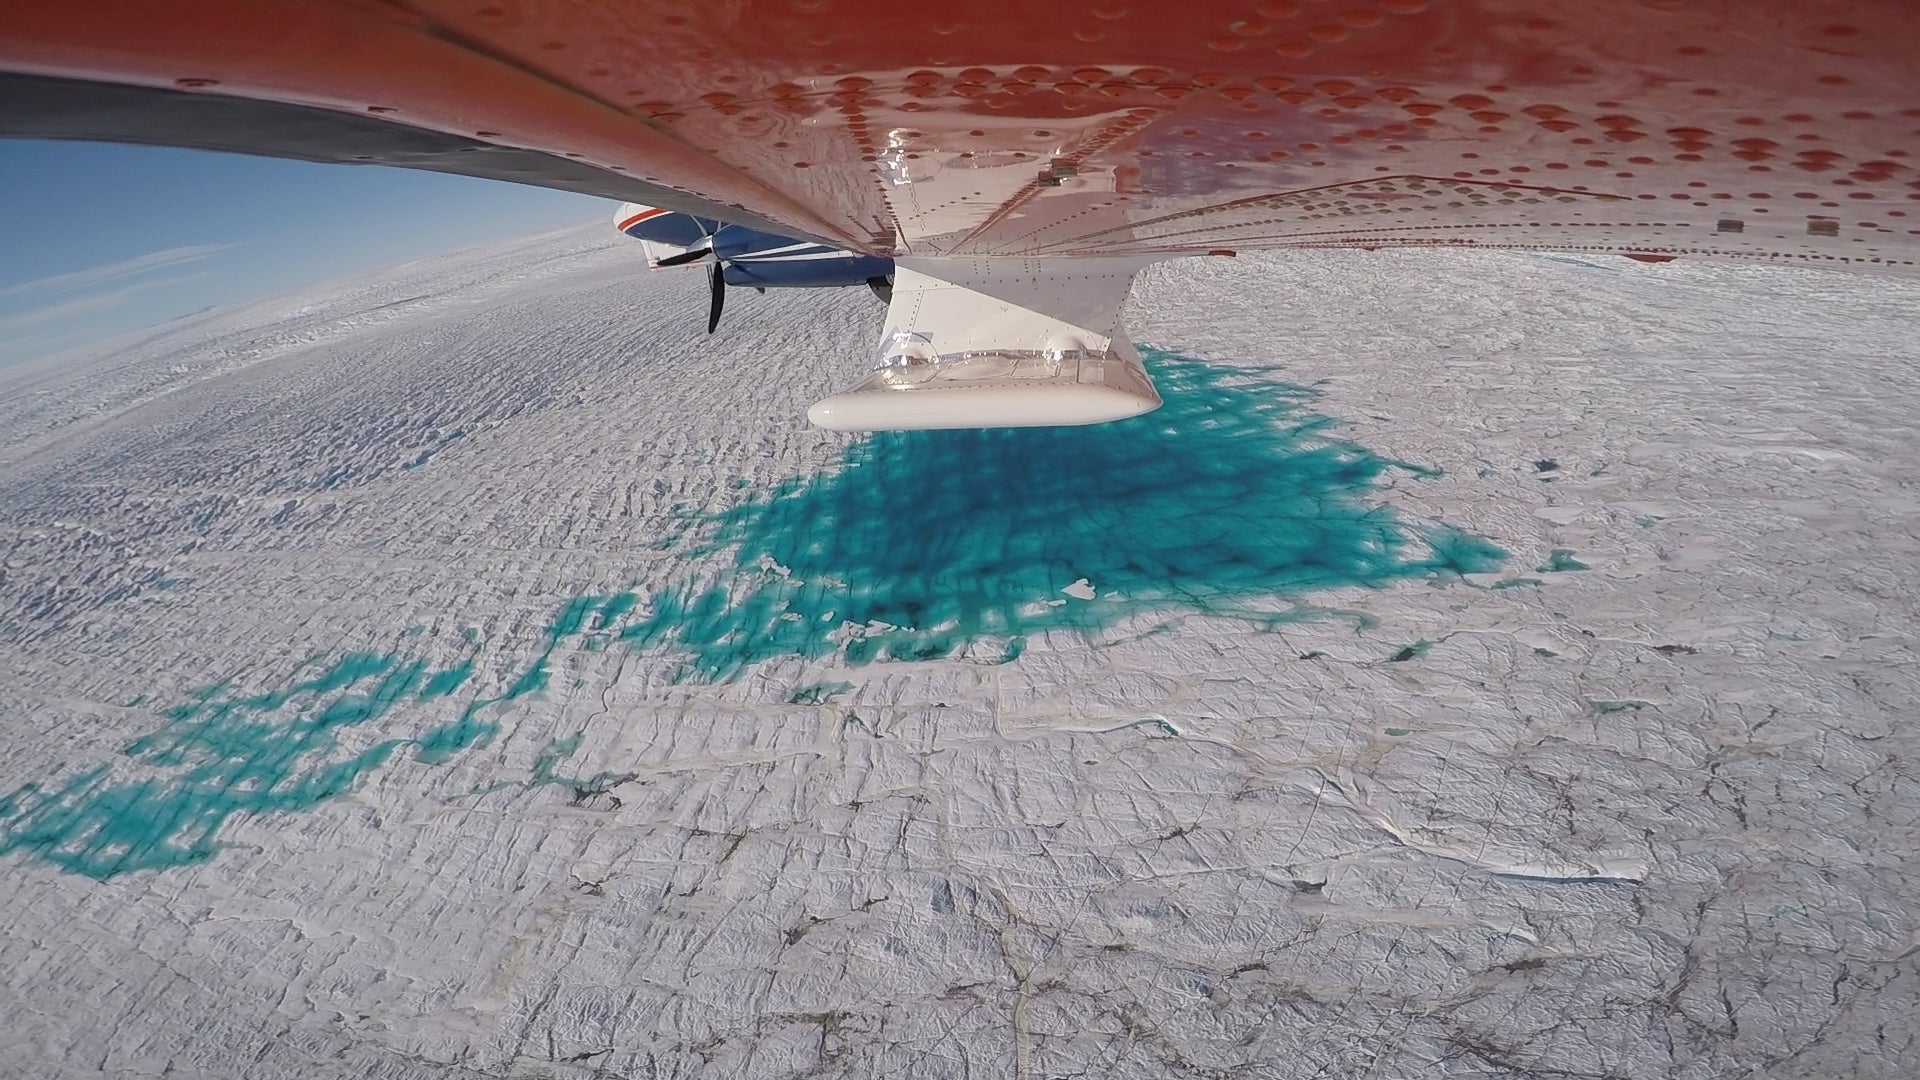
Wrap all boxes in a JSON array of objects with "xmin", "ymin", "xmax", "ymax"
[{"xmin": 2, "ymin": 223, "xmax": 1918, "ymax": 1079}]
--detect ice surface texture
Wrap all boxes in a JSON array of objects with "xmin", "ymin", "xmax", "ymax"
[
  {"xmin": 624, "ymin": 350, "xmax": 1503, "ymax": 679},
  {"xmin": 1, "ymin": 225, "xmax": 1917, "ymax": 1079},
  {"xmin": 1, "ymin": 348, "xmax": 1498, "ymax": 878}
]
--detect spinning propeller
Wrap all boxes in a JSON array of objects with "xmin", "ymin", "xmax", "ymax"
[{"xmin": 654, "ymin": 238, "xmax": 727, "ymax": 334}]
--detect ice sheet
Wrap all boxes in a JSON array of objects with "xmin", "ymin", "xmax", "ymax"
[{"xmin": 2, "ymin": 224, "xmax": 1916, "ymax": 1079}]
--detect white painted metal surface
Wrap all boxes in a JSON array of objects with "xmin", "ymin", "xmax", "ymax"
[
  {"xmin": 810, "ymin": 255, "xmax": 1169, "ymax": 430},
  {"xmin": 806, "ymin": 341, "xmax": 1162, "ymax": 431}
]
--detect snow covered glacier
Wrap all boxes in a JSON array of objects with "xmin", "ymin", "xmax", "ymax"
[{"xmin": 1, "ymin": 224, "xmax": 1916, "ymax": 1078}]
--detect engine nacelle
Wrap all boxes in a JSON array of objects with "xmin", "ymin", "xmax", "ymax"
[
  {"xmin": 614, "ymin": 203, "xmax": 715, "ymax": 266},
  {"xmin": 613, "ymin": 203, "xmax": 891, "ymax": 290}
]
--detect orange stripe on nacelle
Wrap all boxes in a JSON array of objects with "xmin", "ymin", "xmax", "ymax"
[{"xmin": 617, "ymin": 208, "xmax": 670, "ymax": 232}]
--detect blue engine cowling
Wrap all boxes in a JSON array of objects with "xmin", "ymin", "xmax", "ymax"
[{"xmin": 615, "ymin": 203, "xmax": 893, "ymax": 290}]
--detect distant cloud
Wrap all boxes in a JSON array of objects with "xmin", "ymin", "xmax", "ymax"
[
  {"xmin": 0, "ymin": 326, "xmax": 94, "ymax": 363},
  {"xmin": 0, "ymin": 270, "xmax": 214, "ymax": 334},
  {"xmin": 0, "ymin": 243, "xmax": 235, "ymax": 301}
]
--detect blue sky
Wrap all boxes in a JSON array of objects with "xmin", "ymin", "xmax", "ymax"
[{"xmin": 0, "ymin": 141, "xmax": 608, "ymax": 366}]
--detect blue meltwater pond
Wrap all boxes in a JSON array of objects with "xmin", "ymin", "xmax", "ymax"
[
  {"xmin": 616, "ymin": 348, "xmax": 1505, "ymax": 679},
  {"xmin": 0, "ymin": 349, "xmax": 1504, "ymax": 878}
]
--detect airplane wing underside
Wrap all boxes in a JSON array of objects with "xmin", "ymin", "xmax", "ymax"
[
  {"xmin": 4, "ymin": 0, "xmax": 1917, "ymax": 273},
  {"xmin": 6, "ymin": 1, "xmax": 1918, "ymax": 427}
]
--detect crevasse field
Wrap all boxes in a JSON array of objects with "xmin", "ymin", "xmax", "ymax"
[{"xmin": 1, "ymin": 223, "xmax": 1916, "ymax": 1079}]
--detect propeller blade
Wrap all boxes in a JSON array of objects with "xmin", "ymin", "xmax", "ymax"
[
  {"xmin": 655, "ymin": 246, "xmax": 714, "ymax": 268},
  {"xmin": 706, "ymin": 262, "xmax": 726, "ymax": 335}
]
